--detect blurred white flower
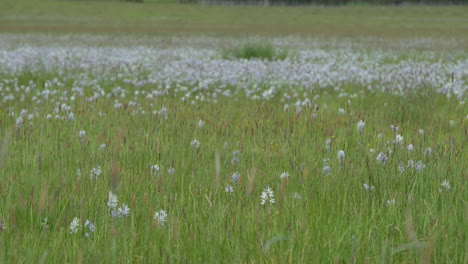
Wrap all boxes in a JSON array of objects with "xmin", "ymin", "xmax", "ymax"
[
  {"xmin": 152, "ymin": 164, "xmax": 160, "ymax": 176},
  {"xmin": 279, "ymin": 172, "xmax": 290, "ymax": 179},
  {"xmin": 337, "ymin": 150, "xmax": 345, "ymax": 163},
  {"xmin": 363, "ymin": 183, "xmax": 375, "ymax": 191},
  {"xmin": 191, "ymin": 139, "xmax": 200, "ymax": 148},
  {"xmin": 225, "ymin": 184, "xmax": 234, "ymax": 194},
  {"xmin": 407, "ymin": 144, "xmax": 414, "ymax": 151},
  {"xmin": 395, "ymin": 134, "xmax": 404, "ymax": 144},
  {"xmin": 441, "ymin": 180, "xmax": 451, "ymax": 190},
  {"xmin": 357, "ymin": 120, "xmax": 365, "ymax": 133},
  {"xmin": 153, "ymin": 210, "xmax": 168, "ymax": 225},
  {"xmin": 260, "ymin": 187, "xmax": 275, "ymax": 205},
  {"xmin": 198, "ymin": 120, "xmax": 204, "ymax": 128},
  {"xmin": 69, "ymin": 217, "xmax": 80, "ymax": 234},
  {"xmin": 376, "ymin": 152, "xmax": 388, "ymax": 163},
  {"xmin": 386, "ymin": 199, "xmax": 396, "ymax": 206}
]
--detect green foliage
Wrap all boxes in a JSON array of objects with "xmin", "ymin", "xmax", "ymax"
[{"xmin": 223, "ymin": 42, "xmax": 288, "ymax": 61}]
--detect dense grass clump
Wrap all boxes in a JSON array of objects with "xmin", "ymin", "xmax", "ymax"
[{"xmin": 223, "ymin": 42, "xmax": 288, "ymax": 61}]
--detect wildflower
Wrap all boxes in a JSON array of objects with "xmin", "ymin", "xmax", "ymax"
[
  {"xmin": 398, "ymin": 162, "xmax": 405, "ymax": 173},
  {"xmin": 415, "ymin": 160, "xmax": 425, "ymax": 172},
  {"xmin": 231, "ymin": 172, "xmax": 240, "ymax": 183},
  {"xmin": 151, "ymin": 164, "xmax": 160, "ymax": 176},
  {"xmin": 390, "ymin": 125, "xmax": 399, "ymax": 132},
  {"xmin": 441, "ymin": 180, "xmax": 451, "ymax": 190},
  {"xmin": 84, "ymin": 219, "xmax": 95, "ymax": 237},
  {"xmin": 424, "ymin": 147, "xmax": 432, "ymax": 156},
  {"xmin": 322, "ymin": 165, "xmax": 331, "ymax": 174},
  {"xmin": 279, "ymin": 172, "xmax": 290, "ymax": 179},
  {"xmin": 338, "ymin": 108, "xmax": 345, "ymax": 115},
  {"xmin": 325, "ymin": 138, "xmax": 331, "ymax": 152},
  {"xmin": 449, "ymin": 120, "xmax": 455, "ymax": 126},
  {"xmin": 198, "ymin": 120, "xmax": 204, "ymax": 128},
  {"xmin": 407, "ymin": 144, "xmax": 414, "ymax": 151},
  {"xmin": 376, "ymin": 152, "xmax": 388, "ymax": 164},
  {"xmin": 260, "ymin": 187, "xmax": 275, "ymax": 205},
  {"xmin": 16, "ymin": 117, "xmax": 23, "ymax": 128},
  {"xmin": 79, "ymin": 130, "xmax": 86, "ymax": 137},
  {"xmin": 418, "ymin": 129, "xmax": 424, "ymax": 135},
  {"xmin": 118, "ymin": 204, "xmax": 130, "ymax": 217},
  {"xmin": 293, "ymin": 193, "xmax": 302, "ymax": 200},
  {"xmin": 378, "ymin": 133, "xmax": 384, "ymax": 139},
  {"xmin": 0, "ymin": 221, "xmax": 6, "ymax": 231},
  {"xmin": 191, "ymin": 139, "xmax": 200, "ymax": 148},
  {"xmin": 225, "ymin": 184, "xmax": 234, "ymax": 194},
  {"xmin": 394, "ymin": 134, "xmax": 404, "ymax": 144},
  {"xmin": 357, "ymin": 120, "xmax": 365, "ymax": 133},
  {"xmin": 153, "ymin": 210, "xmax": 168, "ymax": 225},
  {"xmin": 363, "ymin": 184, "xmax": 375, "ymax": 191},
  {"xmin": 386, "ymin": 199, "xmax": 396, "ymax": 206},
  {"xmin": 337, "ymin": 150, "xmax": 345, "ymax": 164},
  {"xmin": 76, "ymin": 169, "xmax": 81, "ymax": 178},
  {"xmin": 69, "ymin": 217, "xmax": 80, "ymax": 234},
  {"xmin": 231, "ymin": 150, "xmax": 240, "ymax": 165},
  {"xmin": 369, "ymin": 148, "xmax": 375, "ymax": 154},
  {"xmin": 40, "ymin": 218, "xmax": 49, "ymax": 230},
  {"xmin": 107, "ymin": 191, "xmax": 118, "ymax": 209},
  {"xmin": 99, "ymin": 144, "xmax": 106, "ymax": 150},
  {"xmin": 89, "ymin": 165, "xmax": 102, "ymax": 180},
  {"xmin": 167, "ymin": 167, "xmax": 175, "ymax": 175}
]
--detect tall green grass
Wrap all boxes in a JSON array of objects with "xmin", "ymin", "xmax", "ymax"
[{"xmin": 0, "ymin": 75, "xmax": 466, "ymax": 262}]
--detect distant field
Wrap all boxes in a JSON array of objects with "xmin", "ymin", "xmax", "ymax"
[{"xmin": 1, "ymin": 0, "xmax": 468, "ymax": 41}]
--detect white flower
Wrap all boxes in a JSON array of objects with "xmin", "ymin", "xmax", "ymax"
[
  {"xmin": 357, "ymin": 120, "xmax": 365, "ymax": 133},
  {"xmin": 198, "ymin": 120, "xmax": 204, "ymax": 128},
  {"xmin": 424, "ymin": 147, "xmax": 432, "ymax": 156},
  {"xmin": 325, "ymin": 138, "xmax": 331, "ymax": 152},
  {"xmin": 418, "ymin": 129, "xmax": 425, "ymax": 135},
  {"xmin": 363, "ymin": 183, "xmax": 375, "ymax": 191},
  {"xmin": 369, "ymin": 148, "xmax": 375, "ymax": 154},
  {"xmin": 107, "ymin": 191, "xmax": 118, "ymax": 209},
  {"xmin": 225, "ymin": 184, "xmax": 234, "ymax": 193},
  {"xmin": 415, "ymin": 160, "xmax": 426, "ymax": 172},
  {"xmin": 407, "ymin": 144, "xmax": 414, "ymax": 151},
  {"xmin": 441, "ymin": 180, "xmax": 451, "ymax": 190},
  {"xmin": 153, "ymin": 210, "xmax": 168, "ymax": 225},
  {"xmin": 386, "ymin": 199, "xmax": 396, "ymax": 206},
  {"xmin": 79, "ymin": 130, "xmax": 86, "ymax": 137},
  {"xmin": 118, "ymin": 204, "xmax": 130, "ymax": 217},
  {"xmin": 151, "ymin": 164, "xmax": 160, "ymax": 176},
  {"xmin": 191, "ymin": 139, "xmax": 200, "ymax": 148},
  {"xmin": 376, "ymin": 152, "xmax": 388, "ymax": 163},
  {"xmin": 449, "ymin": 120, "xmax": 455, "ymax": 126},
  {"xmin": 322, "ymin": 165, "xmax": 331, "ymax": 174},
  {"xmin": 293, "ymin": 193, "xmax": 303, "ymax": 200},
  {"xmin": 337, "ymin": 150, "xmax": 345, "ymax": 163},
  {"xmin": 99, "ymin": 144, "xmax": 106, "ymax": 150},
  {"xmin": 338, "ymin": 108, "xmax": 345, "ymax": 115},
  {"xmin": 395, "ymin": 134, "xmax": 404, "ymax": 144},
  {"xmin": 279, "ymin": 172, "xmax": 290, "ymax": 179},
  {"xmin": 168, "ymin": 167, "xmax": 175, "ymax": 175},
  {"xmin": 90, "ymin": 165, "xmax": 102, "ymax": 180},
  {"xmin": 69, "ymin": 217, "xmax": 80, "ymax": 234},
  {"xmin": 260, "ymin": 187, "xmax": 275, "ymax": 205}
]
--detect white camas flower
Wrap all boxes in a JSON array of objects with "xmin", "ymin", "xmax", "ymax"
[
  {"xmin": 191, "ymin": 139, "xmax": 200, "ymax": 148},
  {"xmin": 407, "ymin": 144, "xmax": 414, "ymax": 151},
  {"xmin": 386, "ymin": 199, "xmax": 396, "ymax": 206},
  {"xmin": 395, "ymin": 134, "xmax": 404, "ymax": 144},
  {"xmin": 231, "ymin": 172, "xmax": 240, "ymax": 183},
  {"xmin": 198, "ymin": 120, "xmax": 204, "ymax": 128},
  {"xmin": 260, "ymin": 187, "xmax": 275, "ymax": 205},
  {"xmin": 69, "ymin": 217, "xmax": 80, "ymax": 234},
  {"xmin": 441, "ymin": 180, "xmax": 451, "ymax": 190},
  {"xmin": 225, "ymin": 184, "xmax": 234, "ymax": 193},
  {"xmin": 376, "ymin": 152, "xmax": 388, "ymax": 163},
  {"xmin": 151, "ymin": 164, "xmax": 160, "ymax": 176},
  {"xmin": 107, "ymin": 191, "xmax": 118, "ymax": 209},
  {"xmin": 325, "ymin": 138, "xmax": 331, "ymax": 152},
  {"xmin": 357, "ymin": 120, "xmax": 365, "ymax": 133},
  {"xmin": 279, "ymin": 172, "xmax": 290, "ymax": 179},
  {"xmin": 337, "ymin": 150, "xmax": 345, "ymax": 163},
  {"xmin": 363, "ymin": 183, "xmax": 375, "ymax": 191},
  {"xmin": 338, "ymin": 108, "xmax": 345, "ymax": 115},
  {"xmin": 153, "ymin": 210, "xmax": 168, "ymax": 225}
]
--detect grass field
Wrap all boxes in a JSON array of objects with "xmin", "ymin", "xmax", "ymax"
[{"xmin": 0, "ymin": 1, "xmax": 467, "ymax": 263}]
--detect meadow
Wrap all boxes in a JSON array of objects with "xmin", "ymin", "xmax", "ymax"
[{"xmin": 0, "ymin": 1, "xmax": 467, "ymax": 263}]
